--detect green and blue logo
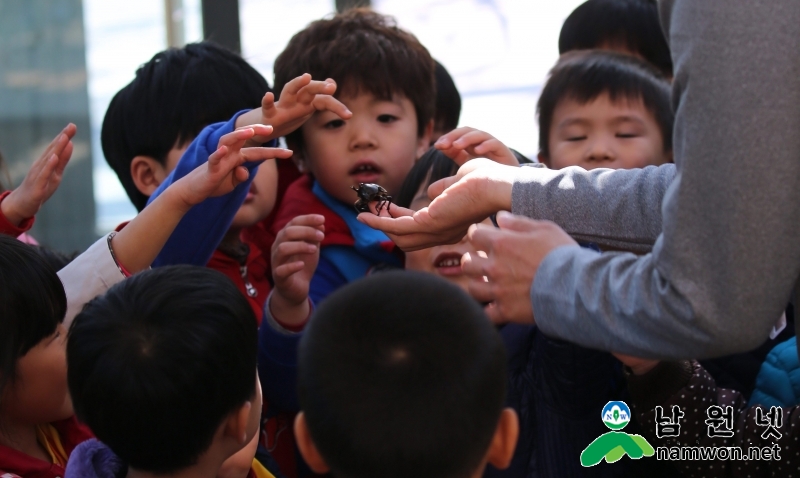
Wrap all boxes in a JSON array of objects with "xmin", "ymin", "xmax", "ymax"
[{"xmin": 580, "ymin": 401, "xmax": 654, "ymax": 467}]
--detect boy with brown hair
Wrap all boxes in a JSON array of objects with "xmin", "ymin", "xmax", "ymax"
[{"xmin": 264, "ymin": 8, "xmax": 436, "ymax": 327}]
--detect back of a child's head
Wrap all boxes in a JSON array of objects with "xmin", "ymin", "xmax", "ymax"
[
  {"xmin": 102, "ymin": 42, "xmax": 269, "ymax": 211},
  {"xmin": 273, "ymin": 9, "xmax": 435, "ymax": 149},
  {"xmin": 0, "ymin": 235, "xmax": 66, "ymax": 403},
  {"xmin": 298, "ymin": 270, "xmax": 507, "ymax": 478},
  {"xmin": 559, "ymin": 0, "xmax": 672, "ymax": 78},
  {"xmin": 67, "ymin": 265, "xmax": 258, "ymax": 473},
  {"xmin": 537, "ymin": 50, "xmax": 673, "ymax": 160}
]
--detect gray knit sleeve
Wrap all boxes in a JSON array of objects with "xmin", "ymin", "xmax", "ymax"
[{"xmin": 511, "ymin": 164, "xmax": 675, "ymax": 253}]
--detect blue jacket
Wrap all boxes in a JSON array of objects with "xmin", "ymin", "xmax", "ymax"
[
  {"xmin": 749, "ymin": 337, "xmax": 800, "ymax": 408},
  {"xmin": 484, "ymin": 325, "xmax": 636, "ymax": 478},
  {"xmin": 148, "ymin": 110, "xmax": 276, "ymax": 268}
]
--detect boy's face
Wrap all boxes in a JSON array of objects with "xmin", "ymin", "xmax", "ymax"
[
  {"xmin": 165, "ymin": 142, "xmax": 278, "ymax": 230},
  {"xmin": 542, "ymin": 92, "xmax": 670, "ymax": 171},
  {"xmin": 297, "ymin": 91, "xmax": 429, "ymax": 205},
  {"xmin": 229, "ymin": 161, "xmax": 278, "ymax": 229}
]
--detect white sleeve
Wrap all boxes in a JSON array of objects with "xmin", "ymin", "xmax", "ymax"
[{"xmin": 58, "ymin": 234, "xmax": 126, "ymax": 328}]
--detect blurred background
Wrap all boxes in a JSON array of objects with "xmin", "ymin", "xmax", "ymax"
[{"xmin": 0, "ymin": 0, "xmax": 583, "ymax": 253}]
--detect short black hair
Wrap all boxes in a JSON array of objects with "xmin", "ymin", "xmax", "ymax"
[
  {"xmin": 559, "ymin": 0, "xmax": 672, "ymax": 77},
  {"xmin": 67, "ymin": 266, "xmax": 258, "ymax": 473},
  {"xmin": 274, "ymin": 9, "xmax": 435, "ymax": 151},
  {"xmin": 537, "ymin": 50, "xmax": 673, "ymax": 159},
  {"xmin": 102, "ymin": 42, "xmax": 269, "ymax": 211},
  {"xmin": 298, "ymin": 271, "xmax": 507, "ymax": 478},
  {"xmin": 395, "ymin": 148, "xmax": 457, "ymax": 209},
  {"xmin": 433, "ymin": 60, "xmax": 461, "ymax": 135},
  {"xmin": 0, "ymin": 235, "xmax": 66, "ymax": 398},
  {"xmin": 34, "ymin": 246, "xmax": 78, "ymax": 271}
]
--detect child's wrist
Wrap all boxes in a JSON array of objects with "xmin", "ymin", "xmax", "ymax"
[
  {"xmin": 0, "ymin": 190, "xmax": 32, "ymax": 227},
  {"xmin": 270, "ymin": 289, "xmax": 311, "ymax": 327}
]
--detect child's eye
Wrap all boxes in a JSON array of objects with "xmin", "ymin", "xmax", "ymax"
[
  {"xmin": 377, "ymin": 114, "xmax": 398, "ymax": 124},
  {"xmin": 566, "ymin": 136, "xmax": 586, "ymax": 142},
  {"xmin": 324, "ymin": 119, "xmax": 345, "ymax": 129},
  {"xmin": 616, "ymin": 133, "xmax": 639, "ymax": 138}
]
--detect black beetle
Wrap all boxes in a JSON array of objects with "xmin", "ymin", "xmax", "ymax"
[{"xmin": 351, "ymin": 183, "xmax": 393, "ymax": 215}]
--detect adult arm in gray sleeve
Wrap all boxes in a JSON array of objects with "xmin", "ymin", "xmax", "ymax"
[
  {"xmin": 529, "ymin": 0, "xmax": 800, "ymax": 359},
  {"xmin": 512, "ymin": 164, "xmax": 675, "ymax": 253}
]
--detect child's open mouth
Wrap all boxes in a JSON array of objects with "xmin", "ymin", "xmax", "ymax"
[
  {"xmin": 349, "ymin": 161, "xmax": 383, "ymax": 184},
  {"xmin": 433, "ymin": 252, "xmax": 463, "ymax": 276}
]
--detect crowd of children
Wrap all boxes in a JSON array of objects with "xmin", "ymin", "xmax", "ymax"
[{"xmin": 1, "ymin": 0, "xmax": 798, "ymax": 477}]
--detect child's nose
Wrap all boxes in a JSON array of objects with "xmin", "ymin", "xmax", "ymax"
[
  {"xmin": 584, "ymin": 137, "xmax": 615, "ymax": 163},
  {"xmin": 349, "ymin": 127, "xmax": 377, "ymax": 150}
]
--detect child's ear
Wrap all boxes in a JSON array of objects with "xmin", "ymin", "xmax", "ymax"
[
  {"xmin": 536, "ymin": 153, "xmax": 550, "ymax": 168},
  {"xmin": 130, "ymin": 156, "xmax": 168, "ymax": 196},
  {"xmin": 485, "ymin": 408, "xmax": 519, "ymax": 470},
  {"xmin": 416, "ymin": 120, "xmax": 435, "ymax": 159},
  {"xmin": 286, "ymin": 139, "xmax": 310, "ymax": 174},
  {"xmin": 294, "ymin": 412, "xmax": 330, "ymax": 474},
  {"xmin": 222, "ymin": 399, "xmax": 253, "ymax": 446}
]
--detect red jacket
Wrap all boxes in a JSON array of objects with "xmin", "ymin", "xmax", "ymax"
[
  {"xmin": 0, "ymin": 416, "xmax": 93, "ymax": 478},
  {"xmin": 206, "ymin": 238, "xmax": 271, "ymax": 326}
]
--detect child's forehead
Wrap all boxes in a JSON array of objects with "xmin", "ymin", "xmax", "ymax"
[
  {"xmin": 553, "ymin": 92, "xmax": 654, "ymax": 124},
  {"xmin": 336, "ymin": 81, "xmax": 411, "ymax": 107}
]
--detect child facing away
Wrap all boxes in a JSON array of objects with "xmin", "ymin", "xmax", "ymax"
[
  {"xmin": 101, "ymin": 41, "xmax": 346, "ymax": 324},
  {"xmin": 293, "ymin": 271, "xmax": 519, "ymax": 478},
  {"xmin": 65, "ymin": 266, "xmax": 269, "ymax": 478},
  {"xmin": 0, "ymin": 131, "xmax": 280, "ymax": 478}
]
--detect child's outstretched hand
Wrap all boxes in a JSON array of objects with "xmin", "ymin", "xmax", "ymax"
[
  {"xmin": 243, "ymin": 73, "xmax": 352, "ymax": 145},
  {"xmin": 1, "ymin": 123, "xmax": 76, "ymax": 226},
  {"xmin": 270, "ymin": 214, "xmax": 325, "ymax": 326},
  {"xmin": 612, "ymin": 353, "xmax": 660, "ymax": 376},
  {"xmin": 434, "ymin": 127, "xmax": 519, "ymax": 167},
  {"xmin": 173, "ymin": 124, "xmax": 292, "ymax": 209}
]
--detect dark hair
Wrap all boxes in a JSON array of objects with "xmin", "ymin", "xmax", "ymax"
[
  {"xmin": 298, "ymin": 271, "xmax": 507, "ymax": 478},
  {"xmin": 274, "ymin": 9, "xmax": 435, "ymax": 151},
  {"xmin": 395, "ymin": 148, "xmax": 457, "ymax": 209},
  {"xmin": 67, "ymin": 266, "xmax": 258, "ymax": 473},
  {"xmin": 34, "ymin": 246, "xmax": 78, "ymax": 271},
  {"xmin": 102, "ymin": 42, "xmax": 269, "ymax": 211},
  {"xmin": 559, "ymin": 0, "xmax": 672, "ymax": 77},
  {"xmin": 433, "ymin": 60, "xmax": 461, "ymax": 135},
  {"xmin": 537, "ymin": 50, "xmax": 673, "ymax": 159},
  {"xmin": 0, "ymin": 235, "xmax": 66, "ymax": 399}
]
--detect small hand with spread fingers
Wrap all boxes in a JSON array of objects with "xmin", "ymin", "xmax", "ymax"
[
  {"xmin": 175, "ymin": 124, "xmax": 293, "ymax": 209},
  {"xmin": 270, "ymin": 214, "xmax": 325, "ymax": 326},
  {"xmin": 434, "ymin": 126, "xmax": 519, "ymax": 167},
  {"xmin": 238, "ymin": 73, "xmax": 353, "ymax": 146}
]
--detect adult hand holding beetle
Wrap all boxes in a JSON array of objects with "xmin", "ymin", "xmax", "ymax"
[
  {"xmin": 461, "ymin": 211, "xmax": 578, "ymax": 324},
  {"xmin": 357, "ymin": 158, "xmax": 518, "ymax": 251}
]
